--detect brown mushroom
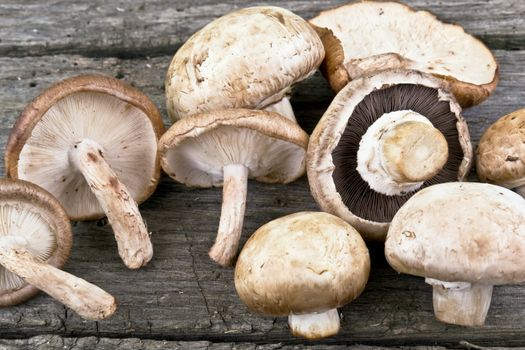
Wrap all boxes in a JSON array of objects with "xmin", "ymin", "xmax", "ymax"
[
  {"xmin": 158, "ymin": 109, "xmax": 308, "ymax": 266},
  {"xmin": 477, "ymin": 109, "xmax": 525, "ymax": 196},
  {"xmin": 307, "ymin": 70, "xmax": 472, "ymax": 240},
  {"xmin": 235, "ymin": 212, "xmax": 370, "ymax": 339},
  {"xmin": 165, "ymin": 6, "xmax": 324, "ymax": 122},
  {"xmin": 310, "ymin": 1, "xmax": 498, "ymax": 107},
  {"xmin": 0, "ymin": 178, "xmax": 116, "ymax": 320},
  {"xmin": 5, "ymin": 75, "xmax": 165, "ymax": 269}
]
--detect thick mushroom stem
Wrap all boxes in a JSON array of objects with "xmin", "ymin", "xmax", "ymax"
[
  {"xmin": 209, "ymin": 164, "xmax": 248, "ymax": 266},
  {"xmin": 381, "ymin": 121, "xmax": 448, "ymax": 183},
  {"xmin": 264, "ymin": 96, "xmax": 296, "ymax": 122},
  {"xmin": 426, "ymin": 278, "xmax": 493, "ymax": 326},
  {"xmin": 288, "ymin": 308, "xmax": 340, "ymax": 339},
  {"xmin": 0, "ymin": 236, "xmax": 116, "ymax": 320},
  {"xmin": 69, "ymin": 139, "xmax": 153, "ymax": 269}
]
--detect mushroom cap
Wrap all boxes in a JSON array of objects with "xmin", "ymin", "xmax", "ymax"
[
  {"xmin": 165, "ymin": 6, "xmax": 325, "ymax": 121},
  {"xmin": 235, "ymin": 212, "xmax": 370, "ymax": 316},
  {"xmin": 476, "ymin": 109, "xmax": 525, "ymax": 188},
  {"xmin": 5, "ymin": 75, "xmax": 165, "ymax": 221},
  {"xmin": 0, "ymin": 179, "xmax": 71, "ymax": 306},
  {"xmin": 307, "ymin": 69, "xmax": 472, "ymax": 240},
  {"xmin": 158, "ymin": 109, "xmax": 309, "ymax": 187},
  {"xmin": 310, "ymin": 1, "xmax": 498, "ymax": 107},
  {"xmin": 385, "ymin": 182, "xmax": 525, "ymax": 285}
]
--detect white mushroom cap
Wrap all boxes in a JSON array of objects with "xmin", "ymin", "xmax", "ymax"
[
  {"xmin": 385, "ymin": 182, "xmax": 525, "ymax": 284},
  {"xmin": 159, "ymin": 109, "xmax": 309, "ymax": 187},
  {"xmin": 0, "ymin": 179, "xmax": 70, "ymax": 306},
  {"xmin": 235, "ymin": 212, "xmax": 370, "ymax": 338},
  {"xmin": 310, "ymin": 1, "xmax": 498, "ymax": 107},
  {"xmin": 5, "ymin": 75, "xmax": 165, "ymax": 221},
  {"xmin": 166, "ymin": 6, "xmax": 324, "ymax": 121}
]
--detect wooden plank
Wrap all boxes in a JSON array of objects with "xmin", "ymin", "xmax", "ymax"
[
  {"xmin": 0, "ymin": 50, "xmax": 524, "ymax": 346},
  {"xmin": 0, "ymin": 0, "xmax": 523, "ymax": 58}
]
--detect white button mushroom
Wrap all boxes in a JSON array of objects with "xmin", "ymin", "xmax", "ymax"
[
  {"xmin": 385, "ymin": 182, "xmax": 525, "ymax": 326},
  {"xmin": 235, "ymin": 212, "xmax": 370, "ymax": 339},
  {"xmin": 307, "ymin": 70, "xmax": 472, "ymax": 240},
  {"xmin": 165, "ymin": 6, "xmax": 324, "ymax": 122},
  {"xmin": 158, "ymin": 109, "xmax": 309, "ymax": 266},
  {"xmin": 5, "ymin": 75, "xmax": 165, "ymax": 269},
  {"xmin": 310, "ymin": 1, "xmax": 498, "ymax": 107},
  {"xmin": 0, "ymin": 179, "xmax": 116, "ymax": 320}
]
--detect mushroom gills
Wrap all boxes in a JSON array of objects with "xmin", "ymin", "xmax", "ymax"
[
  {"xmin": 288, "ymin": 308, "xmax": 340, "ymax": 339},
  {"xmin": 69, "ymin": 138, "xmax": 153, "ymax": 269},
  {"xmin": 0, "ymin": 235, "xmax": 116, "ymax": 320},
  {"xmin": 426, "ymin": 278, "xmax": 493, "ymax": 326}
]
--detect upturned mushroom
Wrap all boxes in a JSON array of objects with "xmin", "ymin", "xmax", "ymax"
[
  {"xmin": 5, "ymin": 75, "xmax": 165, "ymax": 269},
  {"xmin": 477, "ymin": 109, "xmax": 525, "ymax": 195},
  {"xmin": 385, "ymin": 182, "xmax": 525, "ymax": 326},
  {"xmin": 158, "ymin": 109, "xmax": 309, "ymax": 266},
  {"xmin": 310, "ymin": 1, "xmax": 498, "ymax": 107},
  {"xmin": 235, "ymin": 212, "xmax": 370, "ymax": 339},
  {"xmin": 307, "ymin": 70, "xmax": 472, "ymax": 240},
  {"xmin": 165, "ymin": 6, "xmax": 324, "ymax": 122},
  {"xmin": 0, "ymin": 178, "xmax": 116, "ymax": 320}
]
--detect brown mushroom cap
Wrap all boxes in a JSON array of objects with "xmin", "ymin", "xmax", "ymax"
[
  {"xmin": 158, "ymin": 109, "xmax": 309, "ymax": 187},
  {"xmin": 307, "ymin": 70, "xmax": 472, "ymax": 240},
  {"xmin": 310, "ymin": 1, "xmax": 498, "ymax": 107},
  {"xmin": 477, "ymin": 109, "xmax": 525, "ymax": 188},
  {"xmin": 0, "ymin": 179, "xmax": 71, "ymax": 306},
  {"xmin": 5, "ymin": 74, "xmax": 165, "ymax": 221},
  {"xmin": 385, "ymin": 182, "xmax": 525, "ymax": 285},
  {"xmin": 235, "ymin": 212, "xmax": 370, "ymax": 316},
  {"xmin": 165, "ymin": 6, "xmax": 324, "ymax": 121}
]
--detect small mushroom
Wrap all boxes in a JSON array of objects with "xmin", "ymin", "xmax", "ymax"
[
  {"xmin": 310, "ymin": 1, "xmax": 498, "ymax": 107},
  {"xmin": 5, "ymin": 75, "xmax": 165, "ymax": 269},
  {"xmin": 0, "ymin": 178, "xmax": 116, "ymax": 320},
  {"xmin": 477, "ymin": 109, "xmax": 525, "ymax": 196},
  {"xmin": 165, "ymin": 6, "xmax": 324, "ymax": 121},
  {"xmin": 307, "ymin": 70, "xmax": 472, "ymax": 240},
  {"xmin": 158, "ymin": 109, "xmax": 308, "ymax": 266},
  {"xmin": 385, "ymin": 182, "xmax": 525, "ymax": 326},
  {"xmin": 235, "ymin": 212, "xmax": 370, "ymax": 339}
]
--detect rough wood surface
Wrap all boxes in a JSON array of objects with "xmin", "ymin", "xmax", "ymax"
[{"xmin": 1, "ymin": 0, "xmax": 525, "ymax": 348}]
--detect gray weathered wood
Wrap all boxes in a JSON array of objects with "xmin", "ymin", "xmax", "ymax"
[
  {"xmin": 0, "ymin": 0, "xmax": 523, "ymax": 58},
  {"xmin": 0, "ymin": 50, "xmax": 525, "ymax": 346}
]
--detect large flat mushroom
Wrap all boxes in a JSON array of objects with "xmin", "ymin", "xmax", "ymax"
[
  {"xmin": 385, "ymin": 182, "xmax": 525, "ymax": 326},
  {"xmin": 477, "ymin": 109, "xmax": 525, "ymax": 196},
  {"xmin": 158, "ymin": 109, "xmax": 309, "ymax": 266},
  {"xmin": 0, "ymin": 179, "xmax": 116, "ymax": 320},
  {"xmin": 165, "ymin": 6, "xmax": 324, "ymax": 122},
  {"xmin": 235, "ymin": 212, "xmax": 370, "ymax": 339},
  {"xmin": 5, "ymin": 75, "xmax": 165, "ymax": 269},
  {"xmin": 307, "ymin": 70, "xmax": 472, "ymax": 240},
  {"xmin": 310, "ymin": 1, "xmax": 498, "ymax": 107}
]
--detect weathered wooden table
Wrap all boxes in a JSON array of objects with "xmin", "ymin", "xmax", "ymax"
[{"xmin": 0, "ymin": 1, "xmax": 524, "ymax": 349}]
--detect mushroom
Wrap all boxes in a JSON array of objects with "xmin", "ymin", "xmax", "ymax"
[
  {"xmin": 158, "ymin": 109, "xmax": 308, "ymax": 266},
  {"xmin": 0, "ymin": 178, "xmax": 116, "ymax": 320},
  {"xmin": 477, "ymin": 109, "xmax": 525, "ymax": 196},
  {"xmin": 235, "ymin": 211, "xmax": 370, "ymax": 339},
  {"xmin": 310, "ymin": 1, "xmax": 498, "ymax": 107},
  {"xmin": 307, "ymin": 70, "xmax": 472, "ymax": 240},
  {"xmin": 5, "ymin": 75, "xmax": 165, "ymax": 269},
  {"xmin": 165, "ymin": 6, "xmax": 324, "ymax": 122},
  {"xmin": 385, "ymin": 182, "xmax": 525, "ymax": 326}
]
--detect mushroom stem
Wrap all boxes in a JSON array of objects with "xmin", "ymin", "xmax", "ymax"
[
  {"xmin": 264, "ymin": 96, "xmax": 296, "ymax": 122},
  {"xmin": 209, "ymin": 164, "xmax": 248, "ymax": 266},
  {"xmin": 69, "ymin": 138, "xmax": 153, "ymax": 269},
  {"xmin": 0, "ymin": 236, "xmax": 116, "ymax": 320},
  {"xmin": 426, "ymin": 278, "xmax": 493, "ymax": 326},
  {"xmin": 288, "ymin": 308, "xmax": 340, "ymax": 339},
  {"xmin": 515, "ymin": 185, "xmax": 525, "ymax": 198}
]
